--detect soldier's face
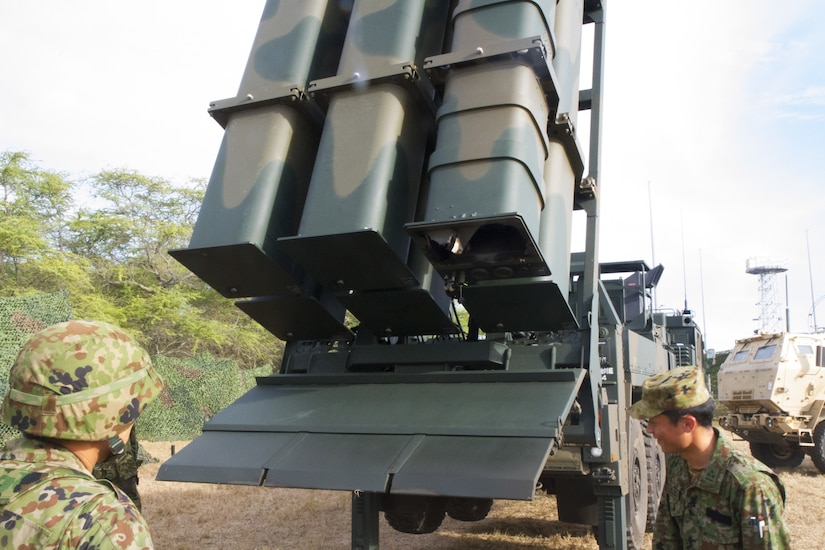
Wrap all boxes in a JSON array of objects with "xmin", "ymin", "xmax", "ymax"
[{"xmin": 646, "ymin": 413, "xmax": 692, "ymax": 454}]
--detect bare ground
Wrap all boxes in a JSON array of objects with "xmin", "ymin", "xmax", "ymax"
[{"xmin": 139, "ymin": 440, "xmax": 821, "ymax": 549}]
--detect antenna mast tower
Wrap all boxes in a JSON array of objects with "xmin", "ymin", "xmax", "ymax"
[{"xmin": 746, "ymin": 257, "xmax": 788, "ymax": 334}]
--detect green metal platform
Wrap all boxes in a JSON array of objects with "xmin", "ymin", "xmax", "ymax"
[{"xmin": 157, "ymin": 369, "xmax": 587, "ymax": 500}]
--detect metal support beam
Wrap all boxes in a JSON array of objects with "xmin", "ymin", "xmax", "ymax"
[
  {"xmin": 352, "ymin": 491, "xmax": 381, "ymax": 550},
  {"xmin": 582, "ymin": 5, "xmax": 628, "ymax": 549},
  {"xmin": 598, "ymin": 493, "xmax": 628, "ymax": 550}
]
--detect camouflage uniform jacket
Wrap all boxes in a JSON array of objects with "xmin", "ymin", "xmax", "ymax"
[
  {"xmin": 0, "ymin": 437, "xmax": 154, "ymax": 549},
  {"xmin": 654, "ymin": 429, "xmax": 790, "ymax": 549}
]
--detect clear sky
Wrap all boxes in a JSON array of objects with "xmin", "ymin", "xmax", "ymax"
[{"xmin": 1, "ymin": 1, "xmax": 823, "ymax": 352}]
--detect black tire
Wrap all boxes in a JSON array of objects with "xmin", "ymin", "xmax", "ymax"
[
  {"xmin": 643, "ymin": 425, "xmax": 666, "ymax": 530},
  {"xmin": 445, "ymin": 497, "xmax": 493, "ymax": 522},
  {"xmin": 749, "ymin": 441, "xmax": 806, "ymax": 468},
  {"xmin": 812, "ymin": 421, "xmax": 825, "ymax": 474},
  {"xmin": 384, "ymin": 495, "xmax": 446, "ymax": 534},
  {"xmin": 626, "ymin": 419, "xmax": 648, "ymax": 549}
]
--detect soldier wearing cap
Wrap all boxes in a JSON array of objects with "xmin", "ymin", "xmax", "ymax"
[
  {"xmin": 629, "ymin": 365, "xmax": 790, "ymax": 549},
  {"xmin": 0, "ymin": 320, "xmax": 163, "ymax": 549}
]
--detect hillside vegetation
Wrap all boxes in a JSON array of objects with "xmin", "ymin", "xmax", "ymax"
[
  {"xmin": 0, "ymin": 150, "xmax": 283, "ymax": 370},
  {"xmin": 1, "ymin": 150, "xmax": 281, "ymax": 443}
]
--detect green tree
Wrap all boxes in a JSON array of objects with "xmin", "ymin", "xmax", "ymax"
[
  {"xmin": 67, "ymin": 169, "xmax": 283, "ymax": 365},
  {"xmin": 0, "ymin": 151, "xmax": 74, "ymax": 281},
  {"xmin": 0, "ymin": 154, "xmax": 283, "ymax": 369}
]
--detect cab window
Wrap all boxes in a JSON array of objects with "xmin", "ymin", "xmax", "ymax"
[
  {"xmin": 797, "ymin": 344, "xmax": 814, "ymax": 355},
  {"xmin": 754, "ymin": 344, "xmax": 776, "ymax": 360},
  {"xmin": 733, "ymin": 350, "xmax": 750, "ymax": 362}
]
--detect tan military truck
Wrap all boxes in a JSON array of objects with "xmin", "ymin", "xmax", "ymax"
[{"xmin": 717, "ymin": 332, "xmax": 825, "ymax": 472}]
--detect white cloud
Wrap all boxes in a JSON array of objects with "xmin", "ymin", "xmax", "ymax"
[
  {"xmin": 757, "ymin": 86, "xmax": 825, "ymax": 121},
  {"xmin": 0, "ymin": 1, "xmax": 266, "ymax": 180},
  {"xmin": 595, "ymin": 1, "xmax": 825, "ymax": 349}
]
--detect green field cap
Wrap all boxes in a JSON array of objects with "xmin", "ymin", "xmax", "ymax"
[{"xmin": 628, "ymin": 366, "xmax": 710, "ymax": 420}]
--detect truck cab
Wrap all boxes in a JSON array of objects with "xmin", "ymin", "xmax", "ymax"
[{"xmin": 718, "ymin": 332, "xmax": 825, "ymax": 471}]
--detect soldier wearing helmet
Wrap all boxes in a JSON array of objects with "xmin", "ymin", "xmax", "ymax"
[
  {"xmin": 629, "ymin": 365, "xmax": 791, "ymax": 549},
  {"xmin": 0, "ymin": 320, "xmax": 163, "ymax": 549}
]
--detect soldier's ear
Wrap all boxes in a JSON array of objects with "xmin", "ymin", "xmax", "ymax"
[{"xmin": 679, "ymin": 414, "xmax": 699, "ymax": 433}]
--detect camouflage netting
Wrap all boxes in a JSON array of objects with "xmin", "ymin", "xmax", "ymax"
[
  {"xmin": 1, "ymin": 291, "xmax": 272, "ymax": 445},
  {"xmin": 135, "ymin": 353, "xmax": 272, "ymax": 441},
  {"xmin": 0, "ymin": 290, "xmax": 73, "ymax": 445}
]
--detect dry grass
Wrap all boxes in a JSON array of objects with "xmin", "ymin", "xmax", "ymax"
[{"xmin": 139, "ymin": 440, "xmax": 821, "ymax": 549}]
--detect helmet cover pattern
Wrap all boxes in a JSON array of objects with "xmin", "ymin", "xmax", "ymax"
[
  {"xmin": 628, "ymin": 365, "xmax": 711, "ymax": 420},
  {"xmin": 1, "ymin": 320, "xmax": 163, "ymax": 441}
]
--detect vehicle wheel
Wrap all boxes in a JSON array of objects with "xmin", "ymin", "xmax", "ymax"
[
  {"xmin": 626, "ymin": 419, "xmax": 648, "ymax": 549},
  {"xmin": 445, "ymin": 497, "xmax": 493, "ymax": 522},
  {"xmin": 812, "ymin": 422, "xmax": 825, "ymax": 474},
  {"xmin": 749, "ymin": 441, "xmax": 805, "ymax": 468},
  {"xmin": 643, "ymin": 424, "xmax": 666, "ymax": 530},
  {"xmin": 384, "ymin": 495, "xmax": 446, "ymax": 534}
]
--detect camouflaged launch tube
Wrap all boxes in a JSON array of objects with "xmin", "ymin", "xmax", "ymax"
[
  {"xmin": 279, "ymin": 0, "xmax": 449, "ymax": 292},
  {"xmin": 540, "ymin": 0, "xmax": 585, "ymax": 299},
  {"xmin": 170, "ymin": 0, "xmax": 345, "ymax": 299},
  {"xmin": 418, "ymin": 0, "xmax": 559, "ymax": 281}
]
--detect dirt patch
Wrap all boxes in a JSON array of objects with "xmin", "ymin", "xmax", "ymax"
[{"xmin": 139, "ymin": 440, "xmax": 820, "ymax": 549}]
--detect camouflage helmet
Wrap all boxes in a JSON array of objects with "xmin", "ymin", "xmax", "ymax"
[
  {"xmin": 1, "ymin": 320, "xmax": 163, "ymax": 441},
  {"xmin": 628, "ymin": 365, "xmax": 711, "ymax": 420}
]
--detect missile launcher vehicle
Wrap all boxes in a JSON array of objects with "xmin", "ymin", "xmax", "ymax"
[
  {"xmin": 157, "ymin": 1, "xmax": 704, "ymax": 548},
  {"xmin": 718, "ymin": 331, "xmax": 825, "ymax": 473}
]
